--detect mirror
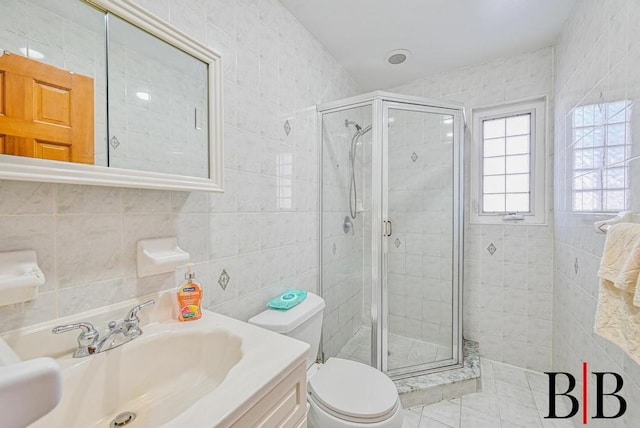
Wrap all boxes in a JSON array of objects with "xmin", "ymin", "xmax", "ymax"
[{"xmin": 0, "ymin": 0, "xmax": 223, "ymax": 191}]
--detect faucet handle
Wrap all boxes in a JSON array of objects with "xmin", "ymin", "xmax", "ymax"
[
  {"xmin": 124, "ymin": 300, "xmax": 155, "ymax": 322},
  {"xmin": 52, "ymin": 322, "xmax": 97, "ymax": 335},
  {"xmin": 122, "ymin": 300, "xmax": 155, "ymax": 338},
  {"xmin": 52, "ymin": 322, "xmax": 99, "ymax": 357}
]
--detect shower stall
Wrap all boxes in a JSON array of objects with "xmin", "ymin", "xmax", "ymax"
[{"xmin": 318, "ymin": 91, "xmax": 464, "ymax": 379}]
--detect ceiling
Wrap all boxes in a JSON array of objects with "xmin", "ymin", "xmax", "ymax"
[{"xmin": 280, "ymin": 0, "xmax": 576, "ymax": 91}]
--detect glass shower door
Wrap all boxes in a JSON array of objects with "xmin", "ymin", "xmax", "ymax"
[
  {"xmin": 382, "ymin": 102, "xmax": 462, "ymax": 376},
  {"xmin": 320, "ymin": 103, "xmax": 375, "ymax": 367}
]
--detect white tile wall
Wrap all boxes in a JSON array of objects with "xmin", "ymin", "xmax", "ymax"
[
  {"xmin": 553, "ymin": 0, "xmax": 640, "ymax": 425},
  {"xmin": 0, "ymin": 0, "xmax": 358, "ymax": 334},
  {"xmin": 389, "ymin": 48, "xmax": 555, "ymax": 371}
]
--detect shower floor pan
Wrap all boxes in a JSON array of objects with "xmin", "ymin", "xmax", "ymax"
[{"xmin": 336, "ymin": 327, "xmax": 453, "ymax": 368}]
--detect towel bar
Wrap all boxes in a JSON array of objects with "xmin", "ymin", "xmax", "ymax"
[{"xmin": 594, "ymin": 211, "xmax": 640, "ymax": 234}]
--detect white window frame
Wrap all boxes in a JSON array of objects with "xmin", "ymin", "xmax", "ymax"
[{"xmin": 470, "ymin": 96, "xmax": 547, "ymax": 225}]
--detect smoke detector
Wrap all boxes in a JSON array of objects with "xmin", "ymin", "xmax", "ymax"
[{"xmin": 386, "ymin": 49, "xmax": 410, "ymax": 65}]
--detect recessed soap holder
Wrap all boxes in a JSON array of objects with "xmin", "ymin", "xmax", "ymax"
[
  {"xmin": 0, "ymin": 250, "xmax": 45, "ymax": 306},
  {"xmin": 136, "ymin": 237, "xmax": 190, "ymax": 278}
]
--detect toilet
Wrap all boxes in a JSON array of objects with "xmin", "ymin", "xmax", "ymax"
[{"xmin": 248, "ymin": 292, "xmax": 404, "ymax": 428}]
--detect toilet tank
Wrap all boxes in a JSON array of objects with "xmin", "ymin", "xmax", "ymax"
[{"xmin": 248, "ymin": 292, "xmax": 325, "ymax": 368}]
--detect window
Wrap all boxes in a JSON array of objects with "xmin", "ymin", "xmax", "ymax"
[
  {"xmin": 571, "ymin": 100, "xmax": 631, "ymax": 212},
  {"xmin": 470, "ymin": 97, "xmax": 547, "ymax": 224}
]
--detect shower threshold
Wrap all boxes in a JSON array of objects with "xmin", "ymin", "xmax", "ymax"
[{"xmin": 395, "ymin": 339, "xmax": 480, "ymax": 409}]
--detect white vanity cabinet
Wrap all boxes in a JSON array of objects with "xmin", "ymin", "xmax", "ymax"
[{"xmin": 230, "ymin": 361, "xmax": 307, "ymax": 428}]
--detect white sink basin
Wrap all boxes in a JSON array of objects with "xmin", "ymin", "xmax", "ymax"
[
  {"xmin": 31, "ymin": 327, "xmax": 242, "ymax": 427},
  {"xmin": 1, "ymin": 293, "xmax": 309, "ymax": 428}
]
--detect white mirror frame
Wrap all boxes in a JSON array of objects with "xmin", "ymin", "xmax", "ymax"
[{"xmin": 0, "ymin": 0, "xmax": 224, "ymax": 192}]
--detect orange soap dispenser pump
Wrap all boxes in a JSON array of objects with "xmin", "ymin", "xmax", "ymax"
[{"xmin": 177, "ymin": 263, "xmax": 203, "ymax": 322}]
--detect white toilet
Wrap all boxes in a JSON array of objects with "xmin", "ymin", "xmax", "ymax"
[{"xmin": 249, "ymin": 292, "xmax": 404, "ymax": 428}]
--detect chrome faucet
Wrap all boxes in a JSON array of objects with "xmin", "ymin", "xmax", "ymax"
[
  {"xmin": 94, "ymin": 300, "xmax": 155, "ymax": 353},
  {"xmin": 51, "ymin": 322, "xmax": 99, "ymax": 358},
  {"xmin": 52, "ymin": 300, "xmax": 155, "ymax": 358}
]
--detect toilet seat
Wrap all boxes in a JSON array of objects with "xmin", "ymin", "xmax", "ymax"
[{"xmin": 308, "ymin": 358, "xmax": 400, "ymax": 423}]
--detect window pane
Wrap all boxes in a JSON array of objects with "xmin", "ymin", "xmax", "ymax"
[
  {"xmin": 484, "ymin": 118, "xmax": 505, "ymax": 139},
  {"xmin": 607, "ymin": 101, "xmax": 627, "ymax": 120},
  {"xmin": 573, "ymin": 107, "xmax": 584, "ymax": 127},
  {"xmin": 605, "ymin": 190, "xmax": 625, "ymax": 211},
  {"xmin": 506, "ymin": 114, "xmax": 530, "ymax": 136},
  {"xmin": 573, "ymin": 149, "xmax": 584, "ymax": 169},
  {"xmin": 580, "ymin": 149, "xmax": 594, "ymax": 169},
  {"xmin": 506, "ymin": 154, "xmax": 529, "ymax": 174},
  {"xmin": 609, "ymin": 108, "xmax": 626, "ymax": 124},
  {"xmin": 483, "ymin": 194, "xmax": 505, "ymax": 212},
  {"xmin": 572, "ymin": 176, "xmax": 583, "ymax": 190},
  {"xmin": 505, "ymin": 193, "xmax": 529, "ymax": 212},
  {"xmin": 573, "ymin": 127, "xmax": 586, "ymax": 144},
  {"xmin": 575, "ymin": 131, "xmax": 593, "ymax": 149},
  {"xmin": 583, "ymin": 105, "xmax": 595, "ymax": 126},
  {"xmin": 606, "ymin": 146, "xmax": 625, "ymax": 164},
  {"xmin": 593, "ymin": 148, "xmax": 605, "ymax": 168},
  {"xmin": 581, "ymin": 148, "xmax": 604, "ymax": 169},
  {"xmin": 484, "ymin": 138, "xmax": 505, "ymax": 157},
  {"xmin": 605, "ymin": 168, "xmax": 625, "ymax": 189},
  {"xmin": 506, "ymin": 135, "xmax": 529, "ymax": 155},
  {"xmin": 484, "ymin": 157, "xmax": 505, "ymax": 175},
  {"xmin": 607, "ymin": 124, "xmax": 625, "ymax": 145},
  {"xmin": 582, "ymin": 191, "xmax": 601, "ymax": 211},
  {"xmin": 593, "ymin": 127, "xmax": 605, "ymax": 146},
  {"xmin": 484, "ymin": 175, "xmax": 505, "ymax": 194},
  {"xmin": 506, "ymin": 174, "xmax": 529, "ymax": 193},
  {"xmin": 594, "ymin": 105, "xmax": 606, "ymax": 125},
  {"xmin": 582, "ymin": 171, "xmax": 601, "ymax": 190}
]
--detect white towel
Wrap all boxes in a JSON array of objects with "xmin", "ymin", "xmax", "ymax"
[
  {"xmin": 594, "ymin": 222, "xmax": 640, "ymax": 364},
  {"xmin": 597, "ymin": 223, "xmax": 640, "ymax": 295}
]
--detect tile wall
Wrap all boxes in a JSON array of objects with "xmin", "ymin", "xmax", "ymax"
[
  {"xmin": 0, "ymin": 0, "xmax": 359, "ymax": 334},
  {"xmin": 390, "ymin": 47, "xmax": 555, "ymax": 371},
  {"xmin": 553, "ymin": 0, "xmax": 640, "ymax": 424}
]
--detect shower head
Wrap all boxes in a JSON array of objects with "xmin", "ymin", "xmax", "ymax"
[{"xmin": 345, "ymin": 119, "xmax": 362, "ymax": 132}]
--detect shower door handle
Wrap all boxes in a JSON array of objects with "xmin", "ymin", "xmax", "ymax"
[{"xmin": 384, "ymin": 220, "xmax": 393, "ymax": 237}]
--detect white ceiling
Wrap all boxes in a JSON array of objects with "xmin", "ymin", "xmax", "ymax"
[{"xmin": 280, "ymin": 0, "xmax": 576, "ymax": 91}]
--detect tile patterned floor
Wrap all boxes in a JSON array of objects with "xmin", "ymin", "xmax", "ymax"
[
  {"xmin": 337, "ymin": 326, "xmax": 452, "ymax": 369},
  {"xmin": 401, "ymin": 359, "xmax": 576, "ymax": 428}
]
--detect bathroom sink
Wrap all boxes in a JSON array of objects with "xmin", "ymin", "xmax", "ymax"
[
  {"xmin": 30, "ymin": 327, "xmax": 242, "ymax": 427},
  {"xmin": 1, "ymin": 293, "xmax": 309, "ymax": 427}
]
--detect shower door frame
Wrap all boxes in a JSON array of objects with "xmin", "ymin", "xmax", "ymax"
[
  {"xmin": 382, "ymin": 100, "xmax": 465, "ymax": 378},
  {"xmin": 317, "ymin": 91, "xmax": 465, "ymax": 380}
]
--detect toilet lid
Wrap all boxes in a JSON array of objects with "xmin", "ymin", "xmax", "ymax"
[{"xmin": 308, "ymin": 358, "xmax": 399, "ymax": 422}]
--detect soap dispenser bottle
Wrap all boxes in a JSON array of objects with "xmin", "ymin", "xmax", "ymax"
[{"xmin": 177, "ymin": 263, "xmax": 203, "ymax": 322}]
